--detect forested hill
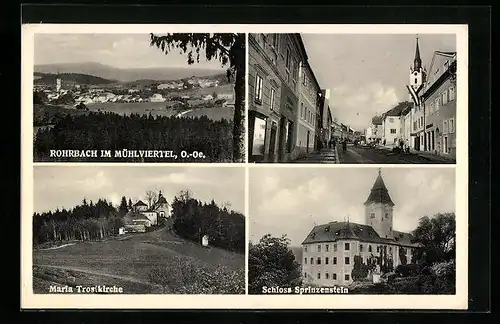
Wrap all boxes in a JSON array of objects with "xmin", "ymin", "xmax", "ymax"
[{"xmin": 34, "ymin": 72, "xmax": 116, "ymax": 85}]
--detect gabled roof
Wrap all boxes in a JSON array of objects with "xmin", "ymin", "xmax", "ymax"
[
  {"xmin": 301, "ymin": 221, "xmax": 419, "ymax": 247},
  {"xmin": 156, "ymin": 192, "xmax": 168, "ymax": 205},
  {"xmin": 133, "ymin": 200, "xmax": 147, "ymax": 207},
  {"xmin": 364, "ymin": 170, "xmax": 395, "ymax": 206}
]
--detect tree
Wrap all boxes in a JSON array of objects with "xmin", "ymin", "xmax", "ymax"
[
  {"xmin": 145, "ymin": 190, "xmax": 158, "ymax": 210},
  {"xmin": 351, "ymin": 255, "xmax": 369, "ymax": 281},
  {"xmin": 248, "ymin": 234, "xmax": 302, "ymax": 294},
  {"xmin": 118, "ymin": 196, "xmax": 128, "ymax": 217},
  {"xmin": 412, "ymin": 213, "xmax": 456, "ymax": 264},
  {"xmin": 212, "ymin": 92, "xmax": 218, "ymax": 100},
  {"xmin": 398, "ymin": 246, "xmax": 408, "ymax": 265},
  {"xmin": 128, "ymin": 198, "xmax": 133, "ymax": 211},
  {"xmin": 149, "ymin": 33, "xmax": 246, "ymax": 162}
]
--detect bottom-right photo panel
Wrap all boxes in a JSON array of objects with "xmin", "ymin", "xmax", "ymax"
[{"xmin": 248, "ymin": 166, "xmax": 456, "ymax": 295}]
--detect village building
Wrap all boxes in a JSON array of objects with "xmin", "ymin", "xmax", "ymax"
[
  {"xmin": 301, "ymin": 169, "xmax": 420, "ymax": 286},
  {"xmin": 150, "ymin": 93, "xmax": 166, "ymax": 103}
]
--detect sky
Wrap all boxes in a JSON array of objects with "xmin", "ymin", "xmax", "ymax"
[
  {"xmin": 34, "ymin": 33, "xmax": 226, "ymax": 70},
  {"xmin": 301, "ymin": 34, "xmax": 456, "ymax": 130},
  {"xmin": 33, "ymin": 166, "xmax": 245, "ymax": 214},
  {"xmin": 249, "ymin": 167, "xmax": 455, "ymax": 246}
]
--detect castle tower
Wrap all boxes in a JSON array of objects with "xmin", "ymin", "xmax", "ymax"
[
  {"xmin": 409, "ymin": 36, "xmax": 426, "ymax": 93},
  {"xmin": 364, "ymin": 168, "xmax": 395, "ymax": 239}
]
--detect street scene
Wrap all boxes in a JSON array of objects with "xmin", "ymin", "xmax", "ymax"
[{"xmin": 248, "ymin": 33, "xmax": 457, "ymax": 164}]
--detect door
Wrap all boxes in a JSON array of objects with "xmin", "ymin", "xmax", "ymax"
[
  {"xmin": 278, "ymin": 117, "xmax": 285, "ymax": 162},
  {"xmin": 306, "ymin": 130, "xmax": 310, "ymax": 153},
  {"xmin": 269, "ymin": 123, "xmax": 277, "ymax": 162}
]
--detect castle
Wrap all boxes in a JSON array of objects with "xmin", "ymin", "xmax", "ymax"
[{"xmin": 301, "ymin": 169, "xmax": 420, "ymax": 286}]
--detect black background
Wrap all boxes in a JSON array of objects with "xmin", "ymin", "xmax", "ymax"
[{"xmin": 7, "ymin": 3, "xmax": 491, "ymax": 322}]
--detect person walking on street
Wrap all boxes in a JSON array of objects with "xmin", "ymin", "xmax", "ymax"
[{"xmin": 342, "ymin": 138, "xmax": 347, "ymax": 153}]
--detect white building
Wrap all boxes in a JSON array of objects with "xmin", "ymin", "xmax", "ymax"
[
  {"xmin": 150, "ymin": 93, "xmax": 166, "ymax": 103},
  {"xmin": 301, "ymin": 169, "xmax": 420, "ymax": 286},
  {"xmin": 381, "ymin": 110, "xmax": 402, "ymax": 146}
]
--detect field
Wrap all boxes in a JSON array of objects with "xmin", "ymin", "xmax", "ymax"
[{"xmin": 33, "ymin": 228, "xmax": 245, "ymax": 294}]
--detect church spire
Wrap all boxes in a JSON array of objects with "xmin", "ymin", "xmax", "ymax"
[
  {"xmin": 364, "ymin": 169, "xmax": 395, "ymax": 206},
  {"xmin": 413, "ymin": 36, "xmax": 422, "ymax": 71}
]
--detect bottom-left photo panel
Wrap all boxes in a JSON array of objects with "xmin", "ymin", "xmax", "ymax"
[{"xmin": 30, "ymin": 165, "xmax": 246, "ymax": 295}]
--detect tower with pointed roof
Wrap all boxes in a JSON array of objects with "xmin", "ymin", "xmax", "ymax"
[
  {"xmin": 409, "ymin": 36, "xmax": 426, "ymax": 93},
  {"xmin": 153, "ymin": 190, "xmax": 171, "ymax": 219},
  {"xmin": 364, "ymin": 168, "xmax": 395, "ymax": 239}
]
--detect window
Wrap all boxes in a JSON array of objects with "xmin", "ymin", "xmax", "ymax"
[
  {"xmin": 304, "ymin": 272, "xmax": 307, "ymax": 278},
  {"xmin": 286, "ymin": 121, "xmax": 294, "ymax": 153},
  {"xmin": 317, "ymin": 273, "xmax": 321, "ymax": 279},
  {"xmin": 285, "ymin": 46, "xmax": 291, "ymax": 70},
  {"xmin": 316, "ymin": 257, "xmax": 321, "ymax": 265},
  {"xmin": 360, "ymin": 244, "xmax": 364, "ymax": 252},
  {"xmin": 325, "ymin": 257, "xmax": 329, "ymax": 265},
  {"xmin": 389, "ymin": 117, "xmax": 394, "ymax": 123},
  {"xmin": 333, "ymin": 257, "xmax": 337, "ymax": 265},
  {"xmin": 414, "ymin": 78, "xmax": 418, "ymax": 84},
  {"xmin": 310, "ymin": 257, "xmax": 313, "ymax": 264},
  {"xmin": 292, "ymin": 59, "xmax": 299, "ymax": 79},
  {"xmin": 304, "ymin": 258, "xmax": 307, "ymax": 264},
  {"xmin": 442, "ymin": 90, "xmax": 448, "ymax": 105},
  {"xmin": 301, "ymin": 103, "xmax": 304, "ymax": 118},
  {"xmin": 449, "ymin": 118, "xmax": 455, "ymax": 133},
  {"xmin": 443, "ymin": 120, "xmax": 448, "ymax": 134},
  {"xmin": 270, "ymin": 88, "xmax": 276, "ymax": 110},
  {"xmin": 317, "ymin": 245, "xmax": 321, "ymax": 252},
  {"xmin": 325, "ymin": 273, "xmax": 330, "ymax": 279},
  {"xmin": 435, "ymin": 97, "xmax": 440, "ymax": 109},
  {"xmin": 325, "ymin": 244, "xmax": 329, "ymax": 252},
  {"xmin": 376, "ymin": 246, "xmax": 380, "ymax": 253},
  {"xmin": 389, "ymin": 247, "xmax": 392, "ymax": 253},
  {"xmin": 333, "ymin": 273, "xmax": 337, "ymax": 280},
  {"xmin": 345, "ymin": 274, "xmax": 350, "ymax": 281},
  {"xmin": 345, "ymin": 243, "xmax": 350, "ymax": 251},
  {"xmin": 254, "ymin": 75, "xmax": 263, "ymax": 104},
  {"xmin": 304, "ymin": 246, "xmax": 307, "ymax": 252},
  {"xmin": 272, "ymin": 34, "xmax": 279, "ymax": 50},
  {"xmin": 449, "ymin": 86, "xmax": 455, "ymax": 101},
  {"xmin": 390, "ymin": 129, "xmax": 397, "ymax": 134},
  {"xmin": 333, "ymin": 243, "xmax": 337, "ymax": 252},
  {"xmin": 303, "ymin": 72, "xmax": 308, "ymax": 86},
  {"xmin": 385, "ymin": 213, "xmax": 389, "ymax": 218},
  {"xmin": 368, "ymin": 245, "xmax": 372, "ymax": 252},
  {"xmin": 345, "ymin": 257, "xmax": 350, "ymax": 265}
]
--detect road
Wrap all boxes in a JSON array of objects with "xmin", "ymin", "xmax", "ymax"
[{"xmin": 336, "ymin": 144, "xmax": 453, "ymax": 164}]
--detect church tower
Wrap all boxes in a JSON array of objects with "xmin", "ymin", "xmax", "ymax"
[
  {"xmin": 154, "ymin": 191, "xmax": 171, "ymax": 218},
  {"xmin": 409, "ymin": 36, "xmax": 426, "ymax": 93},
  {"xmin": 364, "ymin": 169, "xmax": 395, "ymax": 239}
]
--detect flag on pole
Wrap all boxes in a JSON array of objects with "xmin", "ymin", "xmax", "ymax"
[{"xmin": 406, "ymin": 85, "xmax": 420, "ymax": 106}]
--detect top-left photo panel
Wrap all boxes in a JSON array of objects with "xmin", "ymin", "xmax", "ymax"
[{"xmin": 28, "ymin": 29, "xmax": 246, "ymax": 163}]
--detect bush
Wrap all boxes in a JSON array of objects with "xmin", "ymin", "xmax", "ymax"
[
  {"xmin": 394, "ymin": 264, "xmax": 419, "ymax": 277},
  {"xmin": 148, "ymin": 256, "xmax": 245, "ymax": 294}
]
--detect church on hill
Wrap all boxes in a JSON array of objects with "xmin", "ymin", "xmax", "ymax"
[
  {"xmin": 123, "ymin": 191, "xmax": 171, "ymax": 233},
  {"xmin": 301, "ymin": 169, "xmax": 420, "ymax": 286}
]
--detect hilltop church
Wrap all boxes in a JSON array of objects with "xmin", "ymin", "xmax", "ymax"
[
  {"xmin": 123, "ymin": 191, "xmax": 171, "ymax": 233},
  {"xmin": 301, "ymin": 169, "xmax": 420, "ymax": 286}
]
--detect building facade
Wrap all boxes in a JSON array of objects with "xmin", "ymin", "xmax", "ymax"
[
  {"xmin": 407, "ymin": 37, "xmax": 427, "ymax": 151},
  {"xmin": 420, "ymin": 52, "xmax": 457, "ymax": 159},
  {"xmin": 381, "ymin": 113, "xmax": 401, "ymax": 146},
  {"xmin": 296, "ymin": 61, "xmax": 320, "ymax": 157},
  {"xmin": 400, "ymin": 104, "xmax": 412, "ymax": 148},
  {"xmin": 248, "ymin": 33, "xmax": 308, "ymax": 162},
  {"xmin": 301, "ymin": 169, "xmax": 419, "ymax": 286}
]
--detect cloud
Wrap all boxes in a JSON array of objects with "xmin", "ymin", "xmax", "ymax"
[{"xmin": 75, "ymin": 171, "xmax": 112, "ymax": 191}]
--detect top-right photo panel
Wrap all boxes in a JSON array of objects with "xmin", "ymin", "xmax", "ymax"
[{"xmin": 248, "ymin": 33, "xmax": 458, "ymax": 164}]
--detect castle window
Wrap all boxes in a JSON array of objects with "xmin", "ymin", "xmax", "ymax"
[
  {"xmin": 369, "ymin": 245, "xmax": 372, "ymax": 252},
  {"xmin": 370, "ymin": 213, "xmax": 375, "ymax": 219},
  {"xmin": 333, "ymin": 273, "xmax": 337, "ymax": 280},
  {"xmin": 333, "ymin": 257, "xmax": 337, "ymax": 265},
  {"xmin": 345, "ymin": 274, "xmax": 350, "ymax": 281},
  {"xmin": 376, "ymin": 246, "xmax": 380, "ymax": 253},
  {"xmin": 325, "ymin": 257, "xmax": 329, "ymax": 265},
  {"xmin": 333, "ymin": 243, "xmax": 337, "ymax": 252},
  {"xmin": 316, "ymin": 257, "xmax": 321, "ymax": 265},
  {"xmin": 317, "ymin": 273, "xmax": 321, "ymax": 279},
  {"xmin": 389, "ymin": 247, "xmax": 392, "ymax": 253},
  {"xmin": 344, "ymin": 243, "xmax": 350, "ymax": 251},
  {"xmin": 345, "ymin": 257, "xmax": 350, "ymax": 265},
  {"xmin": 325, "ymin": 273, "xmax": 330, "ymax": 279},
  {"xmin": 325, "ymin": 244, "xmax": 329, "ymax": 252},
  {"xmin": 304, "ymin": 272, "xmax": 307, "ymax": 278},
  {"xmin": 360, "ymin": 244, "xmax": 364, "ymax": 252},
  {"xmin": 310, "ymin": 257, "xmax": 313, "ymax": 264},
  {"xmin": 317, "ymin": 245, "xmax": 321, "ymax": 252},
  {"xmin": 304, "ymin": 258, "xmax": 307, "ymax": 264}
]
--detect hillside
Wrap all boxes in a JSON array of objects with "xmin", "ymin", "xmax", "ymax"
[
  {"xmin": 34, "ymin": 62, "xmax": 226, "ymax": 82},
  {"xmin": 34, "ymin": 72, "xmax": 116, "ymax": 85},
  {"xmin": 33, "ymin": 227, "xmax": 245, "ymax": 294}
]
